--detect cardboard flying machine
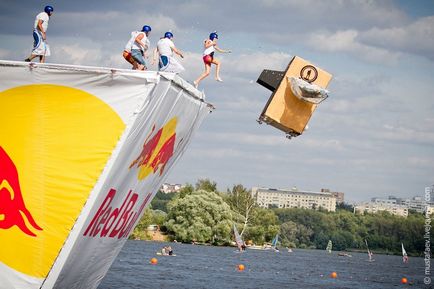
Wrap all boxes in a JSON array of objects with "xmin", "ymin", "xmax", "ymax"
[{"xmin": 257, "ymin": 56, "xmax": 332, "ymax": 139}]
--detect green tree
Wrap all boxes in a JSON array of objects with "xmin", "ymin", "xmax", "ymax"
[
  {"xmin": 164, "ymin": 189, "xmax": 233, "ymax": 244},
  {"xmin": 244, "ymin": 208, "xmax": 279, "ymax": 244},
  {"xmin": 179, "ymin": 183, "xmax": 194, "ymax": 198},
  {"xmin": 226, "ymin": 184, "xmax": 256, "ymax": 236},
  {"xmin": 195, "ymin": 178, "xmax": 217, "ymax": 192},
  {"xmin": 150, "ymin": 191, "xmax": 178, "ymax": 212},
  {"xmin": 129, "ymin": 208, "xmax": 153, "ymax": 240}
]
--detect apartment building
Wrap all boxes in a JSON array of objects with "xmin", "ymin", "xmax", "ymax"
[{"xmin": 252, "ymin": 187, "xmax": 337, "ymax": 212}]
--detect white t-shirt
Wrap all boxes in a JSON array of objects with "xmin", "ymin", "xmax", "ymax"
[
  {"xmin": 157, "ymin": 38, "xmax": 175, "ymax": 57},
  {"xmin": 34, "ymin": 12, "xmax": 49, "ymax": 32},
  {"xmin": 130, "ymin": 32, "xmax": 149, "ymax": 51},
  {"xmin": 203, "ymin": 40, "xmax": 215, "ymax": 56},
  {"xmin": 124, "ymin": 31, "xmax": 137, "ymax": 52}
]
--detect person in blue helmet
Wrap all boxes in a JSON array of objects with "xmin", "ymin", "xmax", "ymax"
[
  {"xmin": 124, "ymin": 25, "xmax": 151, "ymax": 70},
  {"xmin": 193, "ymin": 31, "xmax": 231, "ymax": 88},
  {"xmin": 152, "ymin": 31, "xmax": 185, "ymax": 74},
  {"xmin": 25, "ymin": 5, "xmax": 53, "ymax": 63}
]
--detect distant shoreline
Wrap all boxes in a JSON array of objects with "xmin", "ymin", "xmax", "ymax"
[{"xmin": 135, "ymin": 239, "xmax": 426, "ymax": 258}]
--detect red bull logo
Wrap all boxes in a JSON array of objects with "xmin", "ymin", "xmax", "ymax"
[
  {"xmin": 129, "ymin": 117, "xmax": 179, "ymax": 180},
  {"xmin": 83, "ymin": 189, "xmax": 152, "ymax": 239},
  {"xmin": 0, "ymin": 146, "xmax": 42, "ymax": 237}
]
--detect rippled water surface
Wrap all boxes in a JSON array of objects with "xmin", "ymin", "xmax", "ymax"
[{"xmin": 98, "ymin": 240, "xmax": 428, "ymax": 289}]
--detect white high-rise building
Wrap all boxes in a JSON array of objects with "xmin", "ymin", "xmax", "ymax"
[
  {"xmin": 354, "ymin": 202, "xmax": 408, "ymax": 217},
  {"xmin": 252, "ymin": 187, "xmax": 336, "ymax": 212}
]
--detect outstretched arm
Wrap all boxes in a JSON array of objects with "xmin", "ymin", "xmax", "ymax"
[
  {"xmin": 172, "ymin": 46, "xmax": 184, "ymax": 58},
  {"xmin": 152, "ymin": 48, "xmax": 158, "ymax": 65},
  {"xmin": 215, "ymin": 45, "xmax": 231, "ymax": 53}
]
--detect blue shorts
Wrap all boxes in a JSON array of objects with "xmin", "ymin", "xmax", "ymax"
[
  {"xmin": 159, "ymin": 56, "xmax": 169, "ymax": 70},
  {"xmin": 33, "ymin": 30, "xmax": 42, "ymax": 48},
  {"xmin": 131, "ymin": 49, "xmax": 146, "ymax": 66},
  {"xmin": 31, "ymin": 29, "xmax": 46, "ymax": 55}
]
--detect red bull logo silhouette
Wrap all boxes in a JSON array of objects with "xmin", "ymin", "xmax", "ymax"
[
  {"xmin": 129, "ymin": 117, "xmax": 178, "ymax": 180},
  {"xmin": 0, "ymin": 146, "xmax": 42, "ymax": 237}
]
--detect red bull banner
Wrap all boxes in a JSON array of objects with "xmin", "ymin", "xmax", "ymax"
[{"xmin": 0, "ymin": 61, "xmax": 211, "ymax": 289}]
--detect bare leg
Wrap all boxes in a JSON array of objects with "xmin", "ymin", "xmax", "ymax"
[
  {"xmin": 40, "ymin": 55, "xmax": 45, "ymax": 63},
  {"xmin": 212, "ymin": 59, "xmax": 222, "ymax": 81},
  {"xmin": 25, "ymin": 54, "xmax": 39, "ymax": 62},
  {"xmin": 194, "ymin": 64, "xmax": 211, "ymax": 88}
]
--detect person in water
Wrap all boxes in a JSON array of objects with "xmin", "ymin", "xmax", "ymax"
[
  {"xmin": 193, "ymin": 31, "xmax": 231, "ymax": 88},
  {"xmin": 152, "ymin": 32, "xmax": 185, "ymax": 74},
  {"xmin": 25, "ymin": 5, "xmax": 53, "ymax": 63},
  {"xmin": 167, "ymin": 246, "xmax": 173, "ymax": 256}
]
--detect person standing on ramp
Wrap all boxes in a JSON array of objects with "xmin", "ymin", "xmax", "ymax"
[
  {"xmin": 25, "ymin": 5, "xmax": 53, "ymax": 63},
  {"xmin": 152, "ymin": 31, "xmax": 185, "ymax": 74}
]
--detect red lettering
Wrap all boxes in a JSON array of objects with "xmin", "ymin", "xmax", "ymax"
[
  {"xmin": 83, "ymin": 189, "xmax": 115, "ymax": 236},
  {"xmin": 109, "ymin": 193, "xmax": 138, "ymax": 238},
  {"xmin": 84, "ymin": 189, "xmax": 154, "ymax": 239},
  {"xmin": 101, "ymin": 190, "xmax": 131, "ymax": 237},
  {"xmin": 121, "ymin": 192, "xmax": 153, "ymax": 238}
]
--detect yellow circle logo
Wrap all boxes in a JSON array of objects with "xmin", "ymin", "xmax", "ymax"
[{"xmin": 0, "ymin": 84, "xmax": 124, "ymax": 278}]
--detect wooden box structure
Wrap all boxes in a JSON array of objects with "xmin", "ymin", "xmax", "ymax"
[{"xmin": 257, "ymin": 56, "xmax": 332, "ymax": 138}]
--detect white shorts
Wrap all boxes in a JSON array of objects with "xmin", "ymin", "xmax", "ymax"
[
  {"xmin": 32, "ymin": 30, "xmax": 49, "ymax": 56},
  {"xmin": 159, "ymin": 55, "xmax": 185, "ymax": 74}
]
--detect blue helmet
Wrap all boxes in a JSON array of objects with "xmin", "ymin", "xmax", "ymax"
[
  {"xmin": 164, "ymin": 32, "xmax": 173, "ymax": 39},
  {"xmin": 209, "ymin": 32, "xmax": 218, "ymax": 40},
  {"xmin": 142, "ymin": 25, "xmax": 152, "ymax": 32},
  {"xmin": 44, "ymin": 5, "xmax": 54, "ymax": 14}
]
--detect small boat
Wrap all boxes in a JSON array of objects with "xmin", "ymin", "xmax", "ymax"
[
  {"xmin": 247, "ymin": 234, "xmax": 280, "ymax": 251},
  {"xmin": 338, "ymin": 252, "xmax": 352, "ymax": 257},
  {"xmin": 326, "ymin": 240, "xmax": 332, "ymax": 254},
  {"xmin": 246, "ymin": 245, "xmax": 267, "ymax": 250},
  {"xmin": 156, "ymin": 252, "xmax": 176, "ymax": 257},
  {"xmin": 402, "ymin": 243, "xmax": 409, "ymax": 263}
]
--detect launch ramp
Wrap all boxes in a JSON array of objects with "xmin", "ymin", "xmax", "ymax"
[{"xmin": 0, "ymin": 61, "xmax": 212, "ymax": 289}]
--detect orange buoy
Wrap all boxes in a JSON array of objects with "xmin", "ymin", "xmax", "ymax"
[
  {"xmin": 150, "ymin": 257, "xmax": 158, "ymax": 265},
  {"xmin": 330, "ymin": 272, "xmax": 337, "ymax": 279},
  {"xmin": 237, "ymin": 264, "xmax": 245, "ymax": 271},
  {"xmin": 401, "ymin": 277, "xmax": 408, "ymax": 284}
]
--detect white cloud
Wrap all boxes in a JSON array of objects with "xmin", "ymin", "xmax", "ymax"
[
  {"xmin": 359, "ymin": 16, "xmax": 434, "ymax": 60},
  {"xmin": 307, "ymin": 29, "xmax": 401, "ymax": 63},
  {"xmin": 52, "ymin": 44, "xmax": 103, "ymax": 65},
  {"xmin": 224, "ymin": 52, "xmax": 292, "ymax": 74}
]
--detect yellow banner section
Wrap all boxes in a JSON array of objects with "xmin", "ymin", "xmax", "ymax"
[{"xmin": 0, "ymin": 84, "xmax": 124, "ymax": 278}]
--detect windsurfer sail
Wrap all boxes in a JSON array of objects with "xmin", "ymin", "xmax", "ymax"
[
  {"xmin": 271, "ymin": 234, "xmax": 279, "ymax": 251},
  {"xmin": 233, "ymin": 224, "xmax": 244, "ymax": 251},
  {"xmin": 365, "ymin": 239, "xmax": 374, "ymax": 262},
  {"xmin": 402, "ymin": 243, "xmax": 409, "ymax": 263},
  {"xmin": 326, "ymin": 240, "xmax": 332, "ymax": 254}
]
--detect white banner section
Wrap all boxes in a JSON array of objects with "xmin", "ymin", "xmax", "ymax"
[{"xmin": 0, "ymin": 61, "xmax": 212, "ymax": 289}]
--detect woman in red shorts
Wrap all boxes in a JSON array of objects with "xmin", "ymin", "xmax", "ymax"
[{"xmin": 194, "ymin": 32, "xmax": 231, "ymax": 88}]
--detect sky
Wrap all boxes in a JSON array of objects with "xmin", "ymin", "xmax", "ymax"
[{"xmin": 0, "ymin": 0, "xmax": 433, "ymax": 202}]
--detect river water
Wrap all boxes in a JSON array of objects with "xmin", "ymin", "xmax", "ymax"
[{"xmin": 98, "ymin": 240, "xmax": 429, "ymax": 289}]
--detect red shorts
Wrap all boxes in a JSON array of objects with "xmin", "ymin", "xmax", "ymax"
[
  {"xmin": 203, "ymin": 54, "xmax": 213, "ymax": 65},
  {"xmin": 123, "ymin": 51, "xmax": 135, "ymax": 65}
]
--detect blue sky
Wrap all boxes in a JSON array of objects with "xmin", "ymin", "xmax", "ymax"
[{"xmin": 0, "ymin": 0, "xmax": 433, "ymax": 202}]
